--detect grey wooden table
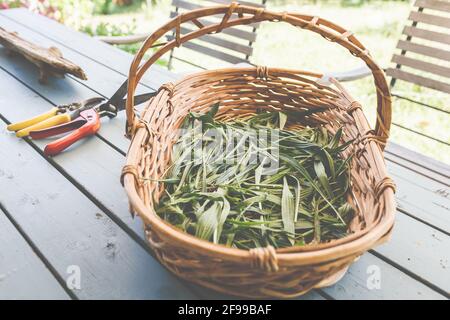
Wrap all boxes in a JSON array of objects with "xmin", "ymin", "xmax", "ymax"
[{"xmin": 0, "ymin": 9, "xmax": 449, "ymax": 300}]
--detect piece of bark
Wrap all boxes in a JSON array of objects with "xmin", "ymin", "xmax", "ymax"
[{"xmin": 0, "ymin": 27, "xmax": 87, "ymax": 83}]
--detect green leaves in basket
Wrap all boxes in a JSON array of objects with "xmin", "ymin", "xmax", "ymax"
[{"xmin": 155, "ymin": 109, "xmax": 355, "ymax": 249}]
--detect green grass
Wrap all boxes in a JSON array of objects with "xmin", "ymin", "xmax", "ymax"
[{"xmin": 86, "ymin": 0, "xmax": 449, "ymax": 164}]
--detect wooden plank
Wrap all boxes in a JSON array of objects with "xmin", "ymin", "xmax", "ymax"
[
  {"xmin": 180, "ymin": 26, "xmax": 253, "ymax": 56},
  {"xmin": 387, "ymin": 152, "xmax": 449, "ymax": 187},
  {"xmin": 403, "ymin": 26, "xmax": 450, "ymax": 46},
  {"xmin": 391, "ymin": 54, "xmax": 450, "ymax": 79},
  {"xmin": 387, "ymin": 161, "xmax": 450, "ymax": 234},
  {"xmin": 386, "ymin": 147, "xmax": 449, "ymax": 186},
  {"xmin": 167, "ymin": 35, "xmax": 248, "ymax": 64},
  {"xmin": 1, "ymin": 10, "xmax": 448, "ymax": 300},
  {"xmin": 376, "ymin": 213, "xmax": 450, "ymax": 294},
  {"xmin": 386, "ymin": 68, "xmax": 450, "ymax": 94},
  {"xmin": 323, "ymin": 253, "xmax": 446, "ymax": 300},
  {"xmin": 415, "ymin": 0, "xmax": 450, "ymax": 13},
  {"xmin": 409, "ymin": 11, "xmax": 450, "ymax": 29},
  {"xmin": 0, "ymin": 207, "xmax": 70, "ymax": 300},
  {"xmin": 0, "ymin": 77, "xmax": 198, "ymax": 300},
  {"xmin": 386, "ymin": 142, "xmax": 450, "ymax": 180},
  {"xmin": 396, "ymin": 39, "xmax": 450, "ymax": 61},
  {"xmin": 170, "ymin": 11, "xmax": 257, "ymax": 41}
]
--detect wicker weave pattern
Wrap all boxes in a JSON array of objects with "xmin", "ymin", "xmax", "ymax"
[{"xmin": 121, "ymin": 3, "xmax": 396, "ymax": 298}]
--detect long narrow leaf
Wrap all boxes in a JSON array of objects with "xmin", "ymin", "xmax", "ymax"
[{"xmin": 281, "ymin": 178, "xmax": 296, "ymax": 245}]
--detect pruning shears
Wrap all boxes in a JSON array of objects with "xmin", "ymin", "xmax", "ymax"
[{"xmin": 7, "ymin": 80, "xmax": 156, "ymax": 156}]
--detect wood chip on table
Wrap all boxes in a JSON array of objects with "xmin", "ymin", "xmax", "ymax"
[{"xmin": 0, "ymin": 27, "xmax": 87, "ymax": 83}]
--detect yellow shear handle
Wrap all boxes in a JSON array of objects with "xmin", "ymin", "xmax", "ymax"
[
  {"xmin": 7, "ymin": 107, "xmax": 59, "ymax": 132},
  {"xmin": 12, "ymin": 111, "xmax": 71, "ymax": 138},
  {"xmin": 14, "ymin": 113, "xmax": 72, "ymax": 138}
]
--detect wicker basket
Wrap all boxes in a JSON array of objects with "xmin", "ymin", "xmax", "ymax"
[{"xmin": 121, "ymin": 3, "xmax": 396, "ymax": 299}]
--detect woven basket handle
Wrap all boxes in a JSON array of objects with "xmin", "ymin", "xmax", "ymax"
[{"xmin": 125, "ymin": 3, "xmax": 391, "ymax": 146}]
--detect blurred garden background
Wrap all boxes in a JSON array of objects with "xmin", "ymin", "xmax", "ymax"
[{"xmin": 1, "ymin": 0, "xmax": 448, "ymax": 163}]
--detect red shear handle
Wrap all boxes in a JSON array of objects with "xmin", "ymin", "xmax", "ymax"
[{"xmin": 44, "ymin": 109, "xmax": 101, "ymax": 156}]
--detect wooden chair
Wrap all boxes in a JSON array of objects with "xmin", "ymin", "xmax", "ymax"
[
  {"xmin": 97, "ymin": 0, "xmax": 266, "ymax": 69},
  {"xmin": 166, "ymin": 0, "xmax": 266, "ymax": 70},
  {"xmin": 323, "ymin": 0, "xmax": 450, "ymax": 148},
  {"xmin": 386, "ymin": 0, "xmax": 450, "ymax": 93}
]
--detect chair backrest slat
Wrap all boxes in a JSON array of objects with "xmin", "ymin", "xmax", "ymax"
[
  {"xmin": 167, "ymin": 36, "xmax": 248, "ymax": 64},
  {"xmin": 179, "ymin": 26, "xmax": 253, "ymax": 55},
  {"xmin": 386, "ymin": 0, "xmax": 450, "ymax": 94},
  {"xmin": 408, "ymin": 11, "xmax": 450, "ymax": 29},
  {"xmin": 414, "ymin": 0, "xmax": 450, "ymax": 13},
  {"xmin": 169, "ymin": 11, "xmax": 259, "ymax": 41},
  {"xmin": 392, "ymin": 54, "xmax": 450, "ymax": 79},
  {"xmin": 397, "ymin": 39, "xmax": 450, "ymax": 60},
  {"xmin": 169, "ymin": 0, "xmax": 265, "ymax": 69},
  {"xmin": 172, "ymin": 0, "xmax": 259, "ymax": 31},
  {"xmin": 389, "ymin": 68, "xmax": 450, "ymax": 94},
  {"xmin": 403, "ymin": 26, "xmax": 450, "ymax": 45}
]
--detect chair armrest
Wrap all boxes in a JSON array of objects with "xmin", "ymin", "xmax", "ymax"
[
  {"xmin": 95, "ymin": 33, "xmax": 150, "ymax": 45},
  {"xmin": 234, "ymin": 62, "xmax": 254, "ymax": 68},
  {"xmin": 316, "ymin": 65, "xmax": 372, "ymax": 86}
]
